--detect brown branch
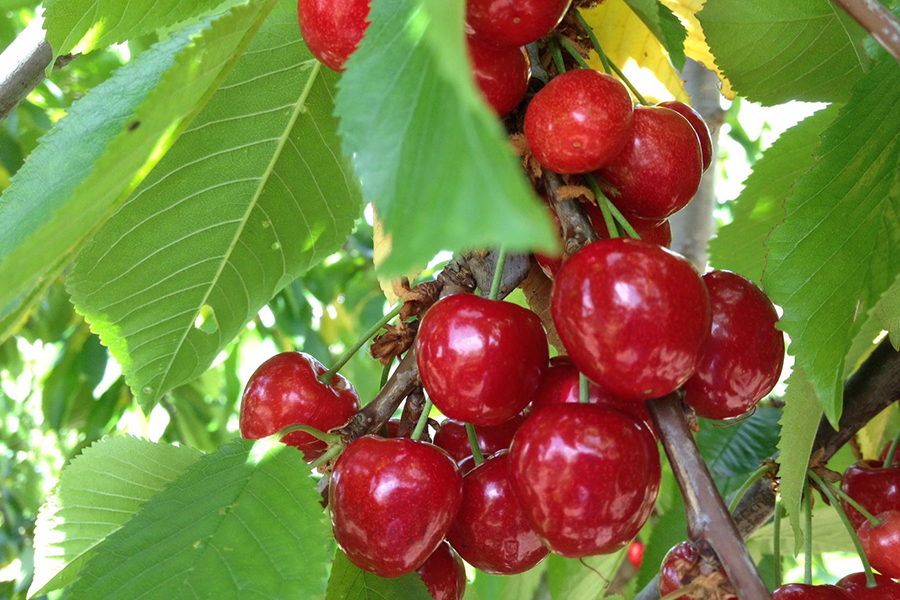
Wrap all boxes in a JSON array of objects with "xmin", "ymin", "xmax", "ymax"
[
  {"xmin": 542, "ymin": 171, "xmax": 598, "ymax": 255},
  {"xmin": 832, "ymin": 0, "xmax": 900, "ymax": 62},
  {"xmin": 397, "ymin": 386, "xmax": 426, "ymax": 438}
]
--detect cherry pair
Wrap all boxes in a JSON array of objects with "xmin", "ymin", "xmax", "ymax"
[
  {"xmin": 842, "ymin": 452, "xmax": 900, "ymax": 579},
  {"xmin": 773, "ymin": 577, "xmax": 900, "ymax": 600}
]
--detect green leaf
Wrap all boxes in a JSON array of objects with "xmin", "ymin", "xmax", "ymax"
[
  {"xmin": 469, "ymin": 564, "xmax": 546, "ymax": 600},
  {"xmin": 697, "ymin": 0, "xmax": 869, "ymax": 105},
  {"xmin": 334, "ymin": 0, "xmax": 555, "ymax": 275},
  {"xmin": 764, "ymin": 58, "xmax": 900, "ymax": 425},
  {"xmin": 325, "ymin": 551, "xmax": 431, "ymax": 600},
  {"xmin": 65, "ymin": 438, "xmax": 333, "ymax": 599},
  {"xmin": 29, "ymin": 436, "xmax": 202, "ymax": 597},
  {"xmin": 697, "ymin": 407, "xmax": 781, "ymax": 480},
  {"xmin": 709, "ymin": 105, "xmax": 839, "ymax": 284},
  {"xmin": 875, "ymin": 274, "xmax": 900, "ymax": 349},
  {"xmin": 775, "ymin": 368, "xmax": 822, "ymax": 556},
  {"xmin": 0, "ymin": 2, "xmax": 276, "ymax": 333},
  {"xmin": 747, "ymin": 503, "xmax": 853, "ymax": 558},
  {"xmin": 546, "ymin": 550, "xmax": 626, "ymax": 600},
  {"xmin": 68, "ymin": 0, "xmax": 361, "ymax": 411},
  {"xmin": 623, "ymin": 0, "xmax": 687, "ymax": 70}
]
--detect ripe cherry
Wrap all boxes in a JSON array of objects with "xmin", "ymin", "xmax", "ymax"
[
  {"xmin": 628, "ymin": 541, "xmax": 645, "ymax": 570},
  {"xmin": 447, "ymin": 451, "xmax": 549, "ymax": 574},
  {"xmin": 658, "ymin": 101, "xmax": 713, "ymax": 172},
  {"xmin": 773, "ymin": 584, "xmax": 854, "ymax": 599},
  {"xmin": 417, "ymin": 294, "xmax": 549, "ymax": 426},
  {"xmin": 416, "ymin": 542, "xmax": 467, "ymax": 600},
  {"xmin": 469, "ymin": 37, "xmax": 530, "ymax": 117},
  {"xmin": 466, "ymin": 0, "xmax": 572, "ymax": 48},
  {"xmin": 239, "ymin": 352, "xmax": 359, "ymax": 460},
  {"xmin": 859, "ymin": 510, "xmax": 900, "ymax": 579},
  {"xmin": 509, "ymin": 404, "xmax": 660, "ymax": 557},
  {"xmin": 683, "ymin": 271, "xmax": 785, "ymax": 420},
  {"xmin": 551, "ymin": 239, "xmax": 711, "ymax": 401},
  {"xmin": 599, "ymin": 105, "xmax": 703, "ymax": 220},
  {"xmin": 433, "ymin": 415, "xmax": 526, "ymax": 463},
  {"xmin": 841, "ymin": 461, "xmax": 900, "ymax": 530},
  {"xmin": 525, "ymin": 70, "xmax": 634, "ymax": 174},
  {"xmin": 297, "ymin": 0, "xmax": 370, "ymax": 72},
  {"xmin": 837, "ymin": 572, "xmax": 900, "ymax": 599},
  {"xmin": 658, "ymin": 542, "xmax": 736, "ymax": 600},
  {"xmin": 329, "ymin": 436, "xmax": 463, "ymax": 577}
]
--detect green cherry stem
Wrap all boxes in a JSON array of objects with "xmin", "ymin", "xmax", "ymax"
[
  {"xmin": 558, "ymin": 37, "xmax": 591, "ymax": 70},
  {"xmin": 804, "ymin": 479, "xmax": 813, "ymax": 586},
  {"xmin": 573, "ymin": 10, "xmax": 611, "ymax": 75},
  {"xmin": 816, "ymin": 475, "xmax": 883, "ymax": 527},
  {"xmin": 411, "ymin": 398, "xmax": 433, "ymax": 441},
  {"xmin": 604, "ymin": 197, "xmax": 642, "ymax": 240},
  {"xmin": 277, "ymin": 423, "xmax": 342, "ymax": 445},
  {"xmin": 884, "ymin": 425, "xmax": 900, "ymax": 468},
  {"xmin": 310, "ymin": 444, "xmax": 344, "ymax": 469},
  {"xmin": 380, "ymin": 356, "xmax": 394, "ymax": 388},
  {"xmin": 548, "ymin": 37, "xmax": 566, "ymax": 73},
  {"xmin": 466, "ymin": 423, "xmax": 485, "ymax": 466},
  {"xmin": 579, "ymin": 373, "xmax": 590, "ymax": 404},
  {"xmin": 773, "ymin": 497, "xmax": 783, "ymax": 588},
  {"xmin": 728, "ymin": 464, "xmax": 769, "ymax": 513},
  {"xmin": 607, "ymin": 60, "xmax": 650, "ymax": 106},
  {"xmin": 319, "ymin": 302, "xmax": 403, "ymax": 384},
  {"xmin": 584, "ymin": 173, "xmax": 620, "ymax": 239},
  {"xmin": 489, "ymin": 247, "xmax": 509, "ymax": 301}
]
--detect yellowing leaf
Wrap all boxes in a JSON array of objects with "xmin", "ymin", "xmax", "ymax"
[
  {"xmin": 659, "ymin": 0, "xmax": 735, "ymax": 98},
  {"xmin": 859, "ymin": 405, "xmax": 894, "ymax": 460},
  {"xmin": 373, "ymin": 208, "xmax": 421, "ymax": 303}
]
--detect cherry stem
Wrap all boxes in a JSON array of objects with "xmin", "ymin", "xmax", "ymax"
[
  {"xmin": 604, "ymin": 196, "xmax": 642, "ymax": 240},
  {"xmin": 814, "ymin": 475, "xmax": 883, "ymax": 527},
  {"xmin": 804, "ymin": 479, "xmax": 813, "ymax": 586},
  {"xmin": 558, "ymin": 36, "xmax": 591, "ymax": 70},
  {"xmin": 579, "ymin": 373, "xmax": 590, "ymax": 404},
  {"xmin": 808, "ymin": 470, "xmax": 878, "ymax": 588},
  {"xmin": 884, "ymin": 424, "xmax": 900, "ymax": 468},
  {"xmin": 320, "ymin": 302, "xmax": 403, "ymax": 384},
  {"xmin": 573, "ymin": 10, "xmax": 612, "ymax": 75},
  {"xmin": 584, "ymin": 173, "xmax": 620, "ymax": 239},
  {"xmin": 310, "ymin": 444, "xmax": 343, "ymax": 469},
  {"xmin": 773, "ymin": 497, "xmax": 783, "ymax": 588},
  {"xmin": 728, "ymin": 464, "xmax": 769, "ymax": 513},
  {"xmin": 277, "ymin": 423, "xmax": 341, "ymax": 445},
  {"xmin": 548, "ymin": 37, "xmax": 566, "ymax": 73},
  {"xmin": 489, "ymin": 246, "xmax": 509, "ymax": 301},
  {"xmin": 466, "ymin": 423, "xmax": 485, "ymax": 466},
  {"xmin": 411, "ymin": 398, "xmax": 433, "ymax": 441},
  {"xmin": 380, "ymin": 356, "xmax": 394, "ymax": 388}
]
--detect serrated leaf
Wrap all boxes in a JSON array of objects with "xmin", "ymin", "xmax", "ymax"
[
  {"xmin": 623, "ymin": 0, "xmax": 688, "ymax": 70},
  {"xmin": 65, "ymin": 438, "xmax": 332, "ymax": 599},
  {"xmin": 29, "ymin": 436, "xmax": 202, "ymax": 598},
  {"xmin": 709, "ymin": 105, "xmax": 839, "ymax": 284},
  {"xmin": 334, "ymin": 0, "xmax": 555, "ymax": 276},
  {"xmin": 764, "ymin": 58, "xmax": 900, "ymax": 425},
  {"xmin": 0, "ymin": 2, "xmax": 276, "ymax": 334},
  {"xmin": 697, "ymin": 407, "xmax": 781, "ymax": 479},
  {"xmin": 470, "ymin": 564, "xmax": 546, "ymax": 600},
  {"xmin": 659, "ymin": 0, "xmax": 735, "ymax": 98},
  {"xmin": 325, "ymin": 551, "xmax": 431, "ymax": 600},
  {"xmin": 698, "ymin": 0, "xmax": 870, "ymax": 105},
  {"xmin": 68, "ymin": 0, "xmax": 361, "ymax": 411},
  {"xmin": 547, "ymin": 550, "xmax": 626, "ymax": 600}
]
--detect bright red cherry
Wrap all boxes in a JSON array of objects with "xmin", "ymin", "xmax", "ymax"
[
  {"xmin": 628, "ymin": 541, "xmax": 644, "ymax": 569},
  {"xmin": 417, "ymin": 294, "xmax": 549, "ymax": 426},
  {"xmin": 658, "ymin": 542, "xmax": 736, "ymax": 600},
  {"xmin": 509, "ymin": 404, "xmax": 660, "ymax": 557},
  {"xmin": 658, "ymin": 101, "xmax": 713, "ymax": 172},
  {"xmin": 599, "ymin": 105, "xmax": 703, "ymax": 220},
  {"xmin": 466, "ymin": 0, "xmax": 572, "ymax": 48},
  {"xmin": 433, "ymin": 415, "xmax": 527, "ymax": 463},
  {"xmin": 297, "ymin": 0, "xmax": 370, "ymax": 72},
  {"xmin": 551, "ymin": 239, "xmax": 711, "ymax": 401},
  {"xmin": 773, "ymin": 584, "xmax": 854, "ymax": 599},
  {"xmin": 525, "ymin": 70, "xmax": 634, "ymax": 174},
  {"xmin": 447, "ymin": 451, "xmax": 549, "ymax": 574},
  {"xmin": 859, "ymin": 511, "xmax": 900, "ymax": 579},
  {"xmin": 683, "ymin": 271, "xmax": 784, "ymax": 420},
  {"xmin": 239, "ymin": 352, "xmax": 359, "ymax": 460},
  {"xmin": 837, "ymin": 572, "xmax": 900, "ymax": 599},
  {"xmin": 329, "ymin": 436, "xmax": 463, "ymax": 577},
  {"xmin": 841, "ymin": 461, "xmax": 900, "ymax": 530},
  {"xmin": 416, "ymin": 542, "xmax": 467, "ymax": 600},
  {"xmin": 469, "ymin": 37, "xmax": 530, "ymax": 117}
]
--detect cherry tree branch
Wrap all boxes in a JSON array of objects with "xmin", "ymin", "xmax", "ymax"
[{"xmin": 832, "ymin": 0, "xmax": 900, "ymax": 62}]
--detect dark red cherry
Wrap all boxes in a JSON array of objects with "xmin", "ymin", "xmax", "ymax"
[
  {"xmin": 525, "ymin": 70, "xmax": 634, "ymax": 174},
  {"xmin": 433, "ymin": 415, "xmax": 527, "ymax": 463},
  {"xmin": 837, "ymin": 572, "xmax": 900, "ymax": 599},
  {"xmin": 859, "ymin": 511, "xmax": 900, "ymax": 579},
  {"xmin": 583, "ymin": 202, "xmax": 672, "ymax": 248},
  {"xmin": 466, "ymin": 0, "xmax": 572, "ymax": 48},
  {"xmin": 658, "ymin": 101, "xmax": 713, "ymax": 172},
  {"xmin": 469, "ymin": 37, "xmax": 530, "ymax": 117},
  {"xmin": 683, "ymin": 271, "xmax": 785, "ymax": 420},
  {"xmin": 551, "ymin": 239, "xmax": 711, "ymax": 401},
  {"xmin": 628, "ymin": 541, "xmax": 644, "ymax": 569},
  {"xmin": 239, "ymin": 352, "xmax": 359, "ymax": 460},
  {"xmin": 416, "ymin": 542, "xmax": 467, "ymax": 600},
  {"xmin": 297, "ymin": 0, "xmax": 370, "ymax": 72},
  {"xmin": 658, "ymin": 542, "xmax": 736, "ymax": 600},
  {"xmin": 329, "ymin": 436, "xmax": 463, "ymax": 577},
  {"xmin": 773, "ymin": 584, "xmax": 854, "ymax": 599},
  {"xmin": 841, "ymin": 461, "xmax": 900, "ymax": 530},
  {"xmin": 417, "ymin": 294, "xmax": 549, "ymax": 426},
  {"xmin": 599, "ymin": 105, "xmax": 703, "ymax": 220},
  {"xmin": 509, "ymin": 404, "xmax": 660, "ymax": 557},
  {"xmin": 447, "ymin": 451, "xmax": 548, "ymax": 574}
]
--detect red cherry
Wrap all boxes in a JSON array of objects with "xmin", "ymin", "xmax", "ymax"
[
  {"xmin": 239, "ymin": 352, "xmax": 359, "ymax": 460},
  {"xmin": 628, "ymin": 541, "xmax": 644, "ymax": 569},
  {"xmin": 525, "ymin": 70, "xmax": 634, "ymax": 174},
  {"xmin": 468, "ymin": 37, "xmax": 530, "ymax": 117},
  {"xmin": 551, "ymin": 239, "xmax": 711, "ymax": 401},
  {"xmin": 509, "ymin": 404, "xmax": 660, "ymax": 557},
  {"xmin": 683, "ymin": 271, "xmax": 785, "ymax": 420},
  {"xmin": 433, "ymin": 415, "xmax": 527, "ymax": 463},
  {"xmin": 447, "ymin": 451, "xmax": 549, "ymax": 574},
  {"xmin": 859, "ymin": 511, "xmax": 900, "ymax": 579},
  {"xmin": 658, "ymin": 542, "xmax": 736, "ymax": 600},
  {"xmin": 773, "ymin": 584, "xmax": 854, "ymax": 599},
  {"xmin": 599, "ymin": 105, "xmax": 703, "ymax": 220},
  {"xmin": 658, "ymin": 101, "xmax": 713, "ymax": 172},
  {"xmin": 466, "ymin": 0, "xmax": 572, "ymax": 48},
  {"xmin": 841, "ymin": 461, "xmax": 900, "ymax": 530},
  {"xmin": 329, "ymin": 436, "xmax": 463, "ymax": 577},
  {"xmin": 297, "ymin": 0, "xmax": 370, "ymax": 72},
  {"xmin": 416, "ymin": 542, "xmax": 467, "ymax": 600},
  {"xmin": 583, "ymin": 202, "xmax": 672, "ymax": 248},
  {"xmin": 837, "ymin": 572, "xmax": 900, "ymax": 599},
  {"xmin": 417, "ymin": 294, "xmax": 549, "ymax": 426}
]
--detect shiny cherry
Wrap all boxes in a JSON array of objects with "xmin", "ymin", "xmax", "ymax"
[
  {"xmin": 434, "ymin": 415, "xmax": 527, "ymax": 463},
  {"xmin": 447, "ymin": 451, "xmax": 548, "ymax": 574},
  {"xmin": 466, "ymin": 0, "xmax": 572, "ymax": 48},
  {"xmin": 837, "ymin": 572, "xmax": 900, "ymax": 599},
  {"xmin": 417, "ymin": 294, "xmax": 549, "ymax": 426},
  {"xmin": 509, "ymin": 404, "xmax": 660, "ymax": 557},
  {"xmin": 583, "ymin": 202, "xmax": 672, "ymax": 248},
  {"xmin": 841, "ymin": 461, "xmax": 900, "ymax": 530},
  {"xmin": 628, "ymin": 541, "xmax": 644, "ymax": 569},
  {"xmin": 859, "ymin": 510, "xmax": 900, "ymax": 579},
  {"xmin": 525, "ymin": 70, "xmax": 634, "ymax": 174},
  {"xmin": 239, "ymin": 352, "xmax": 359, "ymax": 460},
  {"xmin": 297, "ymin": 0, "xmax": 370, "ymax": 72},
  {"xmin": 599, "ymin": 105, "xmax": 703, "ymax": 220},
  {"xmin": 773, "ymin": 584, "xmax": 854, "ymax": 599},
  {"xmin": 683, "ymin": 271, "xmax": 784, "ymax": 420},
  {"xmin": 658, "ymin": 542, "xmax": 736, "ymax": 600},
  {"xmin": 658, "ymin": 101, "xmax": 713, "ymax": 172},
  {"xmin": 416, "ymin": 542, "xmax": 467, "ymax": 600},
  {"xmin": 551, "ymin": 239, "xmax": 711, "ymax": 401},
  {"xmin": 329, "ymin": 436, "xmax": 463, "ymax": 577},
  {"xmin": 469, "ymin": 37, "xmax": 530, "ymax": 117}
]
